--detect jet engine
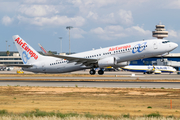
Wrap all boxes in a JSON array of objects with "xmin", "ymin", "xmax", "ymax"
[
  {"xmin": 113, "ymin": 61, "xmax": 130, "ymax": 67},
  {"xmin": 98, "ymin": 57, "xmax": 117, "ymax": 68}
]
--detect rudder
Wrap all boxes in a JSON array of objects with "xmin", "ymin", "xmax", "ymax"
[{"xmin": 12, "ymin": 35, "xmax": 43, "ymax": 65}]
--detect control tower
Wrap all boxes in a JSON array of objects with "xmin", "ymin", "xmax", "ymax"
[{"xmin": 152, "ymin": 22, "xmax": 168, "ymax": 39}]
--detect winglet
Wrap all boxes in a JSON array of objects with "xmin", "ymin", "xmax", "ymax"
[{"xmin": 38, "ymin": 43, "xmax": 47, "ymax": 54}]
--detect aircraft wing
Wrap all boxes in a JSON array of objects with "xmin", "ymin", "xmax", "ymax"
[
  {"xmin": 38, "ymin": 43, "xmax": 98, "ymax": 66},
  {"xmin": 0, "ymin": 64, "xmax": 33, "ymax": 68},
  {"xmin": 45, "ymin": 53, "xmax": 98, "ymax": 66}
]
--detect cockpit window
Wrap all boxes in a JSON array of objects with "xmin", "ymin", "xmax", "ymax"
[{"xmin": 162, "ymin": 41, "xmax": 170, "ymax": 44}]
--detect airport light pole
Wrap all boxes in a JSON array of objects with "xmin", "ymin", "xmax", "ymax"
[
  {"xmin": 66, "ymin": 26, "xmax": 73, "ymax": 54},
  {"xmin": 6, "ymin": 40, "xmax": 7, "ymax": 51},
  {"xmin": 59, "ymin": 37, "xmax": 62, "ymax": 53},
  {"xmin": 8, "ymin": 45, "xmax": 10, "ymax": 51},
  {"xmin": 13, "ymin": 42, "xmax": 15, "ymax": 51}
]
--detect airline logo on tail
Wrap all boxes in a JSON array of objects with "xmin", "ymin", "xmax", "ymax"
[
  {"xmin": 15, "ymin": 37, "xmax": 38, "ymax": 60},
  {"xmin": 22, "ymin": 50, "xmax": 31, "ymax": 64}
]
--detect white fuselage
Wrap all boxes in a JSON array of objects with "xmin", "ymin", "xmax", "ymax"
[{"xmin": 23, "ymin": 39, "xmax": 178, "ymax": 73}]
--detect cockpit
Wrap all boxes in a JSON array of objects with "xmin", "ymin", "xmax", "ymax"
[{"xmin": 162, "ymin": 41, "xmax": 170, "ymax": 44}]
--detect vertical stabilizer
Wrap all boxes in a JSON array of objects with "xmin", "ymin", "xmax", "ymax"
[{"xmin": 12, "ymin": 35, "xmax": 43, "ymax": 65}]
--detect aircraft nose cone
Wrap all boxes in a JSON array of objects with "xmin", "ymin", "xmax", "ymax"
[
  {"xmin": 168, "ymin": 42, "xmax": 178, "ymax": 52},
  {"xmin": 171, "ymin": 42, "xmax": 178, "ymax": 49},
  {"xmin": 174, "ymin": 43, "xmax": 178, "ymax": 48}
]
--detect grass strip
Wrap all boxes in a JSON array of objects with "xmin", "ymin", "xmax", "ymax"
[{"xmin": 0, "ymin": 109, "xmax": 179, "ymax": 119}]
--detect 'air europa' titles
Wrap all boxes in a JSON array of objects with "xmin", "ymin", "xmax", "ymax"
[
  {"xmin": 15, "ymin": 37, "xmax": 38, "ymax": 60},
  {"xmin": 108, "ymin": 45, "xmax": 131, "ymax": 51}
]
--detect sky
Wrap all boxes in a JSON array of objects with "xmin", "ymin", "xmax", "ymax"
[{"xmin": 0, "ymin": 0, "xmax": 180, "ymax": 53}]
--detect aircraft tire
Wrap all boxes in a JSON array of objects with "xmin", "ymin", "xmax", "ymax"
[
  {"xmin": 89, "ymin": 69, "xmax": 96, "ymax": 75},
  {"xmin": 98, "ymin": 70, "xmax": 104, "ymax": 75}
]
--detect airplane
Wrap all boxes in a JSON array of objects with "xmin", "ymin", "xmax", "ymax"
[
  {"xmin": 121, "ymin": 65, "xmax": 177, "ymax": 74},
  {"xmin": 1, "ymin": 35, "xmax": 178, "ymax": 75}
]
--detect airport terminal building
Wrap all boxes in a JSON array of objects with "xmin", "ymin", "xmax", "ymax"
[
  {"xmin": 130, "ymin": 53, "xmax": 180, "ymax": 71},
  {"xmin": 0, "ymin": 51, "xmax": 22, "ymax": 65}
]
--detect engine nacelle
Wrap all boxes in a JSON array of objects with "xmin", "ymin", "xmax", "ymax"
[
  {"xmin": 154, "ymin": 70, "xmax": 161, "ymax": 74},
  {"xmin": 113, "ymin": 61, "xmax": 130, "ymax": 67},
  {"xmin": 98, "ymin": 57, "xmax": 117, "ymax": 68}
]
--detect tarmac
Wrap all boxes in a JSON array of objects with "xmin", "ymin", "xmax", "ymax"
[{"xmin": 0, "ymin": 70, "xmax": 180, "ymax": 88}]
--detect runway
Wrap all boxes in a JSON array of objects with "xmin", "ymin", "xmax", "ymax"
[
  {"xmin": 1, "ymin": 71, "xmax": 180, "ymax": 88},
  {"xmin": 0, "ymin": 74, "xmax": 180, "ymax": 80},
  {"xmin": 0, "ymin": 80, "xmax": 180, "ymax": 88},
  {"xmin": 0, "ymin": 70, "xmax": 180, "ymax": 80}
]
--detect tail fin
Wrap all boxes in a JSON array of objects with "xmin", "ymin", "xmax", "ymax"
[{"xmin": 12, "ymin": 35, "xmax": 43, "ymax": 65}]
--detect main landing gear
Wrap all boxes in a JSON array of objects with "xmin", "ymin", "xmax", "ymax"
[
  {"xmin": 89, "ymin": 69, "xmax": 96, "ymax": 75},
  {"xmin": 89, "ymin": 69, "xmax": 104, "ymax": 75},
  {"xmin": 98, "ymin": 69, "xmax": 104, "ymax": 75}
]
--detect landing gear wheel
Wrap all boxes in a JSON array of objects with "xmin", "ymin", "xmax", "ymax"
[
  {"xmin": 98, "ymin": 70, "xmax": 104, "ymax": 75},
  {"xmin": 89, "ymin": 69, "xmax": 96, "ymax": 75}
]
